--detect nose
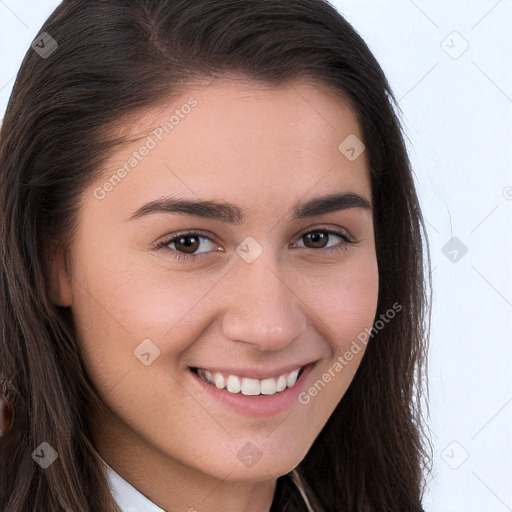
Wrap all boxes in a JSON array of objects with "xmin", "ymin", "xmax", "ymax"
[{"xmin": 220, "ymin": 250, "xmax": 307, "ymax": 352}]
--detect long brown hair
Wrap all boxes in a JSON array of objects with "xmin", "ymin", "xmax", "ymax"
[{"xmin": 0, "ymin": 1, "xmax": 431, "ymax": 510}]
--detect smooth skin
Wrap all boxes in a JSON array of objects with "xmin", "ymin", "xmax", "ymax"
[{"xmin": 50, "ymin": 78, "xmax": 379, "ymax": 512}]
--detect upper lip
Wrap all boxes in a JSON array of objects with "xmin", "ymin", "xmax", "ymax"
[{"xmin": 190, "ymin": 360, "xmax": 317, "ymax": 380}]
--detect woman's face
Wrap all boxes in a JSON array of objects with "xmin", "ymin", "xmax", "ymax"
[{"xmin": 53, "ymin": 79, "xmax": 378, "ymax": 483}]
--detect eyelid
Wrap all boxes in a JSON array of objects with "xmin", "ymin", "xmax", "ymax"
[
  {"xmin": 154, "ymin": 230, "xmax": 221, "ymax": 252},
  {"xmin": 293, "ymin": 227, "xmax": 355, "ymax": 246},
  {"xmin": 154, "ymin": 225, "xmax": 356, "ymax": 260}
]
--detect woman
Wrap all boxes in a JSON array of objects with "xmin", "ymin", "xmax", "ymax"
[{"xmin": 0, "ymin": 0, "xmax": 431, "ymax": 510}]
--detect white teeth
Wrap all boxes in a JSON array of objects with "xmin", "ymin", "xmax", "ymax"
[
  {"xmin": 241, "ymin": 378, "xmax": 260, "ymax": 395},
  {"xmin": 226, "ymin": 375, "xmax": 241, "ymax": 393},
  {"xmin": 260, "ymin": 377, "xmax": 277, "ymax": 395},
  {"xmin": 286, "ymin": 369, "xmax": 299, "ymax": 388},
  {"xmin": 214, "ymin": 373, "xmax": 225, "ymax": 389},
  {"xmin": 196, "ymin": 366, "xmax": 303, "ymax": 396},
  {"xmin": 276, "ymin": 375, "xmax": 287, "ymax": 392}
]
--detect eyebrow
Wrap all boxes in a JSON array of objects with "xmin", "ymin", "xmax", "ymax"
[{"xmin": 128, "ymin": 192, "xmax": 372, "ymax": 224}]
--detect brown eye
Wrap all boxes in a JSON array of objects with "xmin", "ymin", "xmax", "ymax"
[
  {"xmin": 155, "ymin": 232, "xmax": 221, "ymax": 261},
  {"xmin": 292, "ymin": 228, "xmax": 354, "ymax": 254},
  {"xmin": 303, "ymin": 232, "xmax": 329, "ymax": 249},
  {"xmin": 173, "ymin": 235, "xmax": 201, "ymax": 254}
]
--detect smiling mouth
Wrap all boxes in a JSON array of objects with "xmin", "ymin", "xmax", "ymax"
[{"xmin": 190, "ymin": 365, "xmax": 307, "ymax": 396}]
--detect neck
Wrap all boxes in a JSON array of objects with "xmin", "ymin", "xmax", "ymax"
[{"xmin": 90, "ymin": 408, "xmax": 276, "ymax": 512}]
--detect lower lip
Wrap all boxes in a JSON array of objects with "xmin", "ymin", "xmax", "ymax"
[{"xmin": 190, "ymin": 363, "xmax": 316, "ymax": 417}]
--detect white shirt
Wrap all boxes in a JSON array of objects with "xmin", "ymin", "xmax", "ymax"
[
  {"xmin": 105, "ymin": 462, "xmax": 165, "ymax": 512},
  {"xmin": 104, "ymin": 459, "xmax": 313, "ymax": 512}
]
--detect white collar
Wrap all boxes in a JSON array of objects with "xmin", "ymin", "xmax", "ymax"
[
  {"xmin": 103, "ymin": 458, "xmax": 309, "ymax": 512},
  {"xmin": 104, "ymin": 461, "xmax": 165, "ymax": 512}
]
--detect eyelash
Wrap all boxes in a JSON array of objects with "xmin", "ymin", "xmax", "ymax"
[{"xmin": 154, "ymin": 228, "xmax": 356, "ymax": 262}]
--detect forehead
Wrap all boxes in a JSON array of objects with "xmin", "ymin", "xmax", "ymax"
[{"xmin": 90, "ymin": 78, "xmax": 371, "ymax": 221}]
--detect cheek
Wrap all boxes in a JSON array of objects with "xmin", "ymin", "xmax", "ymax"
[
  {"xmin": 70, "ymin": 250, "xmax": 216, "ymax": 344},
  {"xmin": 67, "ymin": 250, "xmax": 229, "ymax": 403},
  {"xmin": 337, "ymin": 270, "xmax": 380, "ymax": 347},
  {"xmin": 302, "ymin": 255, "xmax": 380, "ymax": 351},
  {"xmin": 295, "ymin": 254, "xmax": 379, "ymax": 409}
]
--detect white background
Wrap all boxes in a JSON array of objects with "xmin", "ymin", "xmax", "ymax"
[{"xmin": 1, "ymin": 1, "xmax": 511, "ymax": 511}]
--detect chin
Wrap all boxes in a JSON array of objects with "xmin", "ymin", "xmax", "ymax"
[{"xmin": 196, "ymin": 440, "xmax": 311, "ymax": 482}]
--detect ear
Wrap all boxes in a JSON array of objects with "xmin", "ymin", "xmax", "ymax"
[{"xmin": 48, "ymin": 244, "xmax": 73, "ymax": 307}]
